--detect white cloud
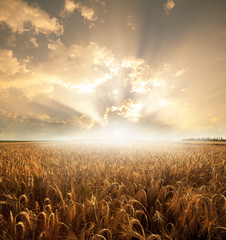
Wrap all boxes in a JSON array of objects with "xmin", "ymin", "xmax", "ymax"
[
  {"xmin": 175, "ymin": 68, "xmax": 186, "ymax": 77},
  {"xmin": 48, "ymin": 39, "xmax": 66, "ymax": 51},
  {"xmin": 121, "ymin": 56, "xmax": 145, "ymax": 69},
  {"xmin": 164, "ymin": 0, "xmax": 175, "ymax": 14},
  {"xmin": 30, "ymin": 37, "xmax": 39, "ymax": 48},
  {"xmin": 62, "ymin": 0, "xmax": 97, "ymax": 25},
  {"xmin": 69, "ymin": 73, "xmax": 112, "ymax": 94},
  {"xmin": 0, "ymin": 52, "xmax": 56, "ymax": 99},
  {"xmin": 0, "ymin": 49, "xmax": 22, "ymax": 75},
  {"xmin": 121, "ymin": 56, "xmax": 149, "ymax": 89},
  {"xmin": 75, "ymin": 3, "xmax": 97, "ymax": 22},
  {"xmin": 0, "ymin": 0, "xmax": 63, "ymax": 35},
  {"xmin": 121, "ymin": 56, "xmax": 169, "ymax": 94},
  {"xmin": 104, "ymin": 99, "xmax": 144, "ymax": 123},
  {"xmin": 68, "ymin": 114, "xmax": 96, "ymax": 129},
  {"xmin": 91, "ymin": 42, "xmax": 119, "ymax": 73},
  {"xmin": 0, "ymin": 40, "xmax": 120, "ymax": 100},
  {"xmin": 41, "ymin": 41, "xmax": 119, "ymax": 93},
  {"xmin": 131, "ymin": 80, "xmax": 151, "ymax": 94},
  {"xmin": 0, "ymin": 106, "xmax": 99, "ymax": 139},
  {"xmin": 118, "ymin": 56, "xmax": 170, "ymax": 95},
  {"xmin": 158, "ymin": 98, "xmax": 172, "ymax": 107},
  {"xmin": 152, "ymin": 78, "xmax": 166, "ymax": 87},
  {"xmin": 64, "ymin": 0, "xmax": 76, "ymax": 14},
  {"xmin": 36, "ymin": 114, "xmax": 51, "ymax": 122}
]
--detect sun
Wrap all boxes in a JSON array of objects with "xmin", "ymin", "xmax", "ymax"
[
  {"xmin": 95, "ymin": 120, "xmax": 147, "ymax": 144},
  {"xmin": 103, "ymin": 122, "xmax": 131, "ymax": 140},
  {"xmin": 113, "ymin": 130, "xmax": 120, "ymax": 139}
]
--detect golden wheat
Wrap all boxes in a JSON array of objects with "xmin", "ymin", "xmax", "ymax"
[{"xmin": 0, "ymin": 142, "xmax": 225, "ymax": 239}]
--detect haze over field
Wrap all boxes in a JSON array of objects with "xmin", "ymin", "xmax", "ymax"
[{"xmin": 0, "ymin": 0, "xmax": 226, "ymax": 140}]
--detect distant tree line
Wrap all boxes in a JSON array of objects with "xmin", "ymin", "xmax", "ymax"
[{"xmin": 183, "ymin": 137, "xmax": 226, "ymax": 141}]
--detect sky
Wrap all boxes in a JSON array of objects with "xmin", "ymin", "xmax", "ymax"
[{"xmin": 0, "ymin": 0, "xmax": 226, "ymax": 140}]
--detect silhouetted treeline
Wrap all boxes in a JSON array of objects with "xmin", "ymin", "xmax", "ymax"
[{"xmin": 183, "ymin": 137, "xmax": 226, "ymax": 141}]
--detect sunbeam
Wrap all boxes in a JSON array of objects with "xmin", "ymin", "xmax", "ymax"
[{"xmin": 0, "ymin": 0, "xmax": 225, "ymax": 140}]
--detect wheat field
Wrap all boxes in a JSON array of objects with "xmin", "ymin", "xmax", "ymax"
[{"xmin": 0, "ymin": 141, "xmax": 225, "ymax": 240}]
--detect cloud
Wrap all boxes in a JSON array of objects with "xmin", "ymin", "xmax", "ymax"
[
  {"xmin": 104, "ymin": 99, "xmax": 143, "ymax": 123},
  {"xmin": 43, "ymin": 40, "xmax": 119, "ymax": 93},
  {"xmin": 30, "ymin": 37, "xmax": 39, "ymax": 48},
  {"xmin": 69, "ymin": 73, "xmax": 112, "ymax": 94},
  {"xmin": 0, "ymin": 107, "xmax": 63, "ymax": 127},
  {"xmin": 75, "ymin": 3, "xmax": 97, "ymax": 22},
  {"xmin": 121, "ymin": 56, "xmax": 151, "ymax": 93},
  {"xmin": 158, "ymin": 98, "xmax": 172, "ymax": 107},
  {"xmin": 91, "ymin": 42, "xmax": 119, "ymax": 72},
  {"xmin": 63, "ymin": 0, "xmax": 76, "ymax": 15},
  {"xmin": 175, "ymin": 68, "xmax": 186, "ymax": 77},
  {"xmin": 121, "ymin": 56, "xmax": 145, "ymax": 69},
  {"xmin": 0, "ymin": 51, "xmax": 57, "ymax": 101},
  {"xmin": 164, "ymin": 0, "xmax": 175, "ymax": 14},
  {"xmin": 0, "ymin": 38, "xmax": 180, "ymax": 138},
  {"xmin": 1, "ymin": 38, "xmax": 208, "ymax": 139},
  {"xmin": 152, "ymin": 78, "xmax": 166, "ymax": 87},
  {"xmin": 0, "ymin": 0, "xmax": 63, "ymax": 35},
  {"xmin": 0, "ymin": 39, "xmax": 168, "ymax": 100},
  {"xmin": 0, "ymin": 41, "xmax": 121, "ymax": 126},
  {"xmin": 0, "ymin": 105, "xmax": 99, "ymax": 139},
  {"xmin": 68, "ymin": 115, "xmax": 97, "ymax": 129},
  {"xmin": 36, "ymin": 114, "xmax": 51, "ymax": 122},
  {"xmin": 120, "ymin": 56, "xmax": 168, "ymax": 94},
  {"xmin": 62, "ymin": 0, "xmax": 97, "ymax": 26},
  {"xmin": 131, "ymin": 80, "xmax": 151, "ymax": 94},
  {"xmin": 0, "ymin": 49, "xmax": 21, "ymax": 75},
  {"xmin": 0, "ymin": 41, "xmax": 122, "ymax": 127}
]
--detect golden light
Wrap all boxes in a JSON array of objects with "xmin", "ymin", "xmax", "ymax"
[{"xmin": 0, "ymin": 0, "xmax": 225, "ymax": 141}]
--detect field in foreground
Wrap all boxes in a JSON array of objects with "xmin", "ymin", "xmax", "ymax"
[{"xmin": 0, "ymin": 141, "xmax": 225, "ymax": 240}]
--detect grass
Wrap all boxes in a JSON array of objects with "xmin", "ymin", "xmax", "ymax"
[{"xmin": 0, "ymin": 141, "xmax": 225, "ymax": 240}]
